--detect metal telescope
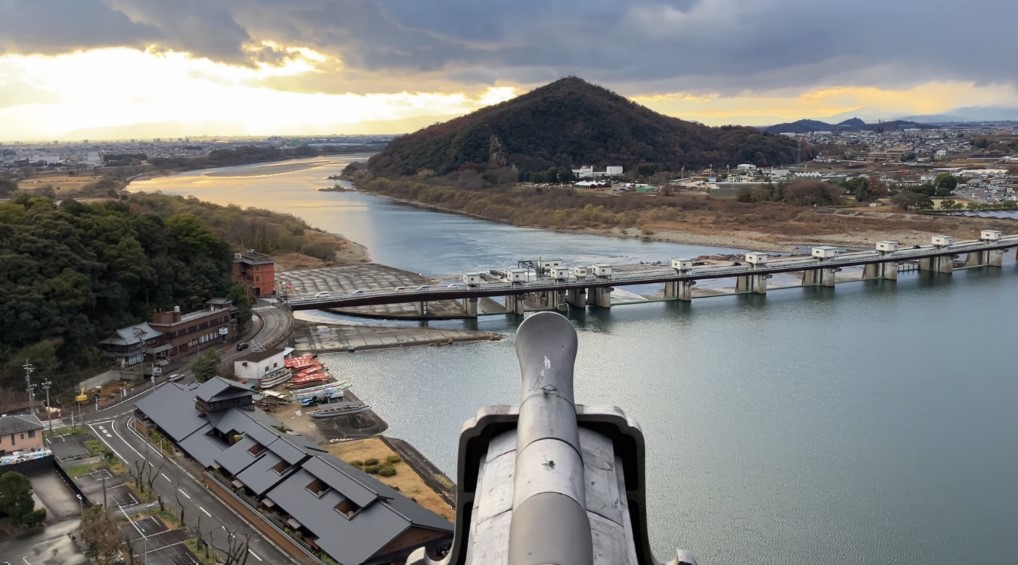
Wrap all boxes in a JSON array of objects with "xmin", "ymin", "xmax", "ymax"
[{"xmin": 408, "ymin": 312, "xmax": 697, "ymax": 565}]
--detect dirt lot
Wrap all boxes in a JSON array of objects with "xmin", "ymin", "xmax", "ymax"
[
  {"xmin": 326, "ymin": 437, "xmax": 455, "ymax": 521},
  {"xmin": 17, "ymin": 173, "xmax": 104, "ymax": 194}
]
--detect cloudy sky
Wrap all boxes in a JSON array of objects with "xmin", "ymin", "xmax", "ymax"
[{"xmin": 1, "ymin": 0, "xmax": 1016, "ymax": 140}]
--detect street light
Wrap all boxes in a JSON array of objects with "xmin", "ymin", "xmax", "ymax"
[{"xmin": 76, "ymin": 493, "xmax": 83, "ymax": 516}]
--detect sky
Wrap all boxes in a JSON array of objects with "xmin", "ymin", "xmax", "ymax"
[{"xmin": 1, "ymin": 0, "xmax": 1017, "ymax": 141}]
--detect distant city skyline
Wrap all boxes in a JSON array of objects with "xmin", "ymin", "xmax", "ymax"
[{"xmin": 2, "ymin": 0, "xmax": 1017, "ymax": 141}]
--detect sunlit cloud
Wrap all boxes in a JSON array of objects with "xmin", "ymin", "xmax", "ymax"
[{"xmin": 0, "ymin": 48, "xmax": 516, "ymax": 140}]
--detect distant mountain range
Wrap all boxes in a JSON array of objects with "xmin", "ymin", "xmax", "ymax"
[
  {"xmin": 367, "ymin": 77, "xmax": 807, "ymax": 177},
  {"xmin": 897, "ymin": 106, "xmax": 1018, "ymax": 123},
  {"xmin": 763, "ymin": 117, "xmax": 935, "ymax": 134}
]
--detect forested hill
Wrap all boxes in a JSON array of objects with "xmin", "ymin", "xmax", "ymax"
[
  {"xmin": 367, "ymin": 77, "xmax": 808, "ymax": 178},
  {"xmin": 0, "ymin": 194, "xmax": 246, "ymax": 391}
]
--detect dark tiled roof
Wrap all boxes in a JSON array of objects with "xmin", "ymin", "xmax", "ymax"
[
  {"xmin": 135, "ymin": 384, "xmax": 208, "ymax": 442},
  {"xmin": 194, "ymin": 377, "xmax": 254, "ymax": 404},
  {"xmin": 0, "ymin": 414, "xmax": 44, "ymax": 435},
  {"xmin": 235, "ymin": 347, "xmax": 286, "ymax": 364}
]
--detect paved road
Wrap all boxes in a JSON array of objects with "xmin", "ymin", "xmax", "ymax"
[
  {"xmin": 86, "ymin": 301, "xmax": 291, "ymax": 423},
  {"xmin": 87, "ymin": 412, "xmax": 294, "ymax": 564},
  {"xmin": 0, "ymin": 519, "xmax": 88, "ymax": 565}
]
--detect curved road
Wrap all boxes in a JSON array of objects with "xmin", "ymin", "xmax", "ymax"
[
  {"xmin": 81, "ymin": 302, "xmax": 299, "ymax": 564},
  {"xmin": 88, "ymin": 412, "xmax": 296, "ymax": 564}
]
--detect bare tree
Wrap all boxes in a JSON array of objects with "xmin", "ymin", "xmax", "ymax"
[
  {"xmin": 144, "ymin": 459, "xmax": 166, "ymax": 493},
  {"xmin": 214, "ymin": 525, "xmax": 252, "ymax": 565},
  {"xmin": 172, "ymin": 477, "xmax": 186, "ymax": 523},
  {"xmin": 79, "ymin": 506, "xmax": 125, "ymax": 565}
]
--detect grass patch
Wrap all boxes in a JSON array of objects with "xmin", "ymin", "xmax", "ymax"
[
  {"xmin": 184, "ymin": 538, "xmax": 219, "ymax": 565},
  {"xmin": 154, "ymin": 510, "xmax": 181, "ymax": 528},
  {"xmin": 84, "ymin": 439, "xmax": 110, "ymax": 457},
  {"xmin": 45, "ymin": 426, "xmax": 85, "ymax": 440}
]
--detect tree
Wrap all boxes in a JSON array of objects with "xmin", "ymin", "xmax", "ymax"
[
  {"xmin": 940, "ymin": 199, "xmax": 962, "ymax": 211},
  {"xmin": 192, "ymin": 349, "xmax": 221, "ymax": 383},
  {"xmin": 891, "ymin": 191, "xmax": 921, "ymax": 210},
  {"xmin": 934, "ymin": 173, "xmax": 957, "ymax": 196},
  {"xmin": 0, "ymin": 471, "xmax": 36, "ymax": 524},
  {"xmin": 80, "ymin": 506, "xmax": 125, "ymax": 564}
]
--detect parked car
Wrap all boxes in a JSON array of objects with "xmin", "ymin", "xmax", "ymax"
[
  {"xmin": 167, "ymin": 373, "xmax": 184, "ymax": 382},
  {"xmin": 236, "ymin": 342, "xmax": 250, "ymax": 351},
  {"xmin": 314, "ymin": 291, "xmax": 331, "ymax": 298}
]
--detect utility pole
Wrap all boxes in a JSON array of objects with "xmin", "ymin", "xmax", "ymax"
[
  {"xmin": 23, "ymin": 360, "xmax": 36, "ymax": 414},
  {"xmin": 41, "ymin": 379, "xmax": 53, "ymax": 433}
]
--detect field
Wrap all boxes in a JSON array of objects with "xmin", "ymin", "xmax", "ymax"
[
  {"xmin": 17, "ymin": 173, "xmax": 105, "ymax": 194},
  {"xmin": 326, "ymin": 437, "xmax": 455, "ymax": 521}
]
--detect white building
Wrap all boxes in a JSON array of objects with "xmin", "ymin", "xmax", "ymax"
[{"xmin": 234, "ymin": 348, "xmax": 287, "ymax": 383}]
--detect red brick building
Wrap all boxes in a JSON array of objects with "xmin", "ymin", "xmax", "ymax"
[{"xmin": 232, "ymin": 251, "xmax": 275, "ymax": 297}]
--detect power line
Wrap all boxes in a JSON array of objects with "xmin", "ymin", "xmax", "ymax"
[{"xmin": 23, "ymin": 360, "xmax": 36, "ymax": 414}]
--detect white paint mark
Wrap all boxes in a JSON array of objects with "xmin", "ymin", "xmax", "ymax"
[
  {"xmin": 178, "ymin": 488, "xmax": 191, "ymax": 499},
  {"xmin": 200, "ymin": 506, "xmax": 211, "ymax": 517},
  {"xmin": 161, "ymin": 473, "xmax": 171, "ymax": 482},
  {"xmin": 248, "ymin": 549, "xmax": 263, "ymax": 561}
]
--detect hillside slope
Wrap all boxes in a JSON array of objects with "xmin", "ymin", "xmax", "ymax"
[{"xmin": 368, "ymin": 77, "xmax": 806, "ymax": 177}]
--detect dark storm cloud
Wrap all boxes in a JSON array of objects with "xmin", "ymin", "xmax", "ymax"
[
  {"xmin": 0, "ymin": 0, "xmax": 159, "ymax": 54},
  {"xmin": 3, "ymin": 0, "xmax": 1015, "ymax": 93}
]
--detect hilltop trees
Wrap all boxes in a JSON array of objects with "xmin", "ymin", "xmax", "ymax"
[
  {"xmin": 0, "ymin": 195, "xmax": 234, "ymax": 390},
  {"xmin": 368, "ymin": 77, "xmax": 807, "ymax": 180},
  {"xmin": 0, "ymin": 471, "xmax": 45, "ymax": 527}
]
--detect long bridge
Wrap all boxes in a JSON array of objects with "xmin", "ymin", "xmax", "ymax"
[{"xmin": 285, "ymin": 230, "xmax": 1017, "ymax": 317}]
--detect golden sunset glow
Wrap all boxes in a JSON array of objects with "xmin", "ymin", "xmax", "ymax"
[{"xmin": 2, "ymin": 44, "xmax": 1017, "ymax": 141}]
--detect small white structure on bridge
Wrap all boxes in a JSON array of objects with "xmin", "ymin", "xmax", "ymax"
[
  {"xmin": 812, "ymin": 246, "xmax": 840, "ymax": 259},
  {"xmin": 538, "ymin": 259, "xmax": 563, "ymax": 270},
  {"xmin": 507, "ymin": 269, "xmax": 527, "ymax": 283},
  {"xmin": 671, "ymin": 258, "xmax": 693, "ymax": 272},
  {"xmin": 931, "ymin": 235, "xmax": 953, "ymax": 247},
  {"xmin": 876, "ymin": 241, "xmax": 899, "ymax": 253},
  {"xmin": 745, "ymin": 253, "xmax": 768, "ymax": 266},
  {"xmin": 549, "ymin": 266, "xmax": 569, "ymax": 281},
  {"xmin": 463, "ymin": 272, "xmax": 482, "ymax": 286},
  {"xmin": 593, "ymin": 264, "xmax": 612, "ymax": 277},
  {"xmin": 572, "ymin": 266, "xmax": 588, "ymax": 278},
  {"xmin": 981, "ymin": 230, "xmax": 1002, "ymax": 242}
]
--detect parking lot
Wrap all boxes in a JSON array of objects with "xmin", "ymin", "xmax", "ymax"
[{"xmin": 122, "ymin": 515, "xmax": 199, "ymax": 565}]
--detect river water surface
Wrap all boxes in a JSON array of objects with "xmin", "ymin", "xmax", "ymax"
[{"xmin": 132, "ymin": 157, "xmax": 1018, "ymax": 564}]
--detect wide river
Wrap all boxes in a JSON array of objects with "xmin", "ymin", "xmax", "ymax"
[{"xmin": 133, "ymin": 157, "xmax": 1018, "ymax": 564}]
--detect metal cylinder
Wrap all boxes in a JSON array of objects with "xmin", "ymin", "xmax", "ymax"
[{"xmin": 508, "ymin": 312, "xmax": 593, "ymax": 565}]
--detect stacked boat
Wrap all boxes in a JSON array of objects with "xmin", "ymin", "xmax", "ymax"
[{"xmin": 284, "ymin": 355, "xmax": 330, "ymax": 389}]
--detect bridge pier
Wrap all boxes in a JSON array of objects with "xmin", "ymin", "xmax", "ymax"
[
  {"xmin": 919, "ymin": 255, "xmax": 953, "ymax": 274},
  {"xmin": 965, "ymin": 249, "xmax": 1004, "ymax": 268},
  {"xmin": 589, "ymin": 286, "xmax": 612, "ymax": 309},
  {"xmin": 462, "ymin": 297, "xmax": 478, "ymax": 317},
  {"xmin": 566, "ymin": 288, "xmax": 588, "ymax": 309},
  {"xmin": 416, "ymin": 301, "xmax": 429, "ymax": 317},
  {"xmin": 735, "ymin": 274, "xmax": 767, "ymax": 294},
  {"xmin": 862, "ymin": 261, "xmax": 898, "ymax": 281},
  {"xmin": 802, "ymin": 268, "xmax": 838, "ymax": 287},
  {"xmin": 505, "ymin": 294, "xmax": 526, "ymax": 316},
  {"xmin": 664, "ymin": 281, "xmax": 693, "ymax": 301}
]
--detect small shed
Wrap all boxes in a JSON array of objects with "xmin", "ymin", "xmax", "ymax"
[
  {"xmin": 876, "ymin": 241, "xmax": 899, "ymax": 252},
  {"xmin": 931, "ymin": 235, "xmax": 953, "ymax": 247},
  {"xmin": 981, "ymin": 230, "xmax": 1002, "ymax": 242},
  {"xmin": 549, "ymin": 267, "xmax": 570, "ymax": 281},
  {"xmin": 745, "ymin": 253, "xmax": 768, "ymax": 265},
  {"xmin": 462, "ymin": 272, "xmax": 482, "ymax": 286},
  {"xmin": 572, "ymin": 266, "xmax": 588, "ymax": 278},
  {"xmin": 812, "ymin": 246, "xmax": 840, "ymax": 259},
  {"xmin": 593, "ymin": 264, "xmax": 612, "ymax": 277},
  {"xmin": 671, "ymin": 258, "xmax": 693, "ymax": 271}
]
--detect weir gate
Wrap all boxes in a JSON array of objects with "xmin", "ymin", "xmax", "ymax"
[{"xmin": 285, "ymin": 231, "xmax": 1017, "ymax": 318}]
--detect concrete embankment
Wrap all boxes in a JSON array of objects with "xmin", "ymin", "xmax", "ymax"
[{"xmin": 294, "ymin": 321, "xmax": 501, "ymax": 353}]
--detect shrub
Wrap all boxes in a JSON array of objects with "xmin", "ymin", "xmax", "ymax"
[
  {"xmin": 378, "ymin": 465, "xmax": 397, "ymax": 477},
  {"xmin": 364, "ymin": 458, "xmax": 379, "ymax": 466},
  {"xmin": 364, "ymin": 464, "xmax": 382, "ymax": 475},
  {"xmin": 349, "ymin": 460, "xmax": 364, "ymax": 467},
  {"xmin": 385, "ymin": 455, "xmax": 402, "ymax": 464}
]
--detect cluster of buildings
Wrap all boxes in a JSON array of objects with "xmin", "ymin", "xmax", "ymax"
[
  {"xmin": 0, "ymin": 135, "xmax": 393, "ymax": 176},
  {"xmin": 135, "ymin": 378, "xmax": 452, "ymax": 564},
  {"xmin": 100, "ymin": 252, "xmax": 278, "ymax": 368}
]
